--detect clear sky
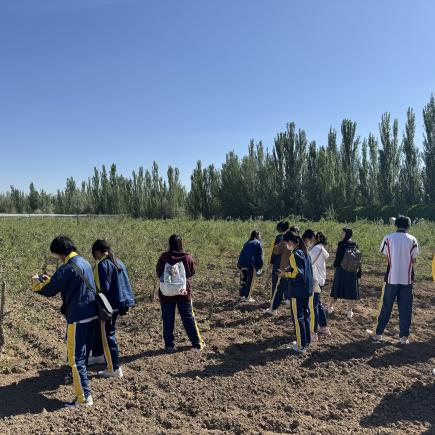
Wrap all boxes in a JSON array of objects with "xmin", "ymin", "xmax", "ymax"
[{"xmin": 0, "ymin": 0, "xmax": 434, "ymax": 192}]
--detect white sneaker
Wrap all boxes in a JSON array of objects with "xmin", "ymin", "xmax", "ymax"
[
  {"xmin": 87, "ymin": 355, "xmax": 106, "ymax": 366},
  {"xmin": 284, "ymin": 299, "xmax": 291, "ymax": 306},
  {"xmin": 65, "ymin": 396, "xmax": 93, "ymax": 407},
  {"xmin": 312, "ymin": 333, "xmax": 319, "ymax": 342},
  {"xmin": 347, "ymin": 309, "xmax": 354, "ymax": 319},
  {"xmin": 327, "ymin": 306, "xmax": 334, "ymax": 314},
  {"xmin": 247, "ymin": 298, "xmax": 256, "ymax": 303},
  {"xmin": 98, "ymin": 367, "xmax": 124, "ymax": 378},
  {"xmin": 264, "ymin": 308, "xmax": 277, "ymax": 316},
  {"xmin": 400, "ymin": 337, "xmax": 410, "ymax": 345},
  {"xmin": 287, "ymin": 341, "xmax": 306, "ymax": 354},
  {"xmin": 239, "ymin": 296, "xmax": 247, "ymax": 302},
  {"xmin": 371, "ymin": 334, "xmax": 383, "ymax": 342}
]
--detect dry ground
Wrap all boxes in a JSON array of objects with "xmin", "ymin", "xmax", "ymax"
[
  {"xmin": 0, "ymin": 258, "xmax": 434, "ymax": 434},
  {"xmin": 0, "ymin": 220, "xmax": 435, "ymax": 434}
]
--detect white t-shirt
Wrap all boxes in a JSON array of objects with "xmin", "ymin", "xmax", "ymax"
[
  {"xmin": 380, "ymin": 231, "xmax": 419, "ymax": 285},
  {"xmin": 309, "ymin": 244, "xmax": 330, "ymax": 288}
]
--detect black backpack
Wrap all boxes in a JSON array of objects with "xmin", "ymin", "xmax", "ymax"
[{"xmin": 341, "ymin": 245, "xmax": 362, "ymax": 273}]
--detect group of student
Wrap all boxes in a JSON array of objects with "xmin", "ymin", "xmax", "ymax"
[
  {"xmin": 31, "ymin": 234, "xmax": 203, "ymax": 408},
  {"xmin": 237, "ymin": 215, "xmax": 422, "ymax": 352},
  {"xmin": 30, "ymin": 214, "xmax": 426, "ymax": 407}
]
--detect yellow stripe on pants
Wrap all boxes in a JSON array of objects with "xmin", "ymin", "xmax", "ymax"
[
  {"xmin": 100, "ymin": 320, "xmax": 113, "ymax": 372},
  {"xmin": 374, "ymin": 284, "xmax": 386, "ymax": 328},
  {"xmin": 309, "ymin": 295, "xmax": 315, "ymax": 333},
  {"xmin": 291, "ymin": 299, "xmax": 301, "ymax": 349},
  {"xmin": 192, "ymin": 303, "xmax": 205, "ymax": 348},
  {"xmin": 67, "ymin": 323, "xmax": 85, "ymax": 403},
  {"xmin": 247, "ymin": 267, "xmax": 256, "ymax": 298},
  {"xmin": 269, "ymin": 277, "xmax": 281, "ymax": 310}
]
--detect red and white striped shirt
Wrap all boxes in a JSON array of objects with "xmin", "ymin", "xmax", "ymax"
[{"xmin": 380, "ymin": 231, "xmax": 419, "ymax": 285}]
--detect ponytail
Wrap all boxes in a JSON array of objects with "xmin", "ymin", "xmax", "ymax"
[{"xmin": 92, "ymin": 239, "xmax": 121, "ymax": 271}]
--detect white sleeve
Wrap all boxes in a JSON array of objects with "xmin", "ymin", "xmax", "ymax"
[
  {"xmin": 380, "ymin": 237, "xmax": 388, "ymax": 255},
  {"xmin": 411, "ymin": 238, "xmax": 419, "ymax": 259}
]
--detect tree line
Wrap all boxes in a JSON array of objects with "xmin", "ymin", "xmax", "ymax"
[{"xmin": 1, "ymin": 94, "xmax": 435, "ymax": 220}]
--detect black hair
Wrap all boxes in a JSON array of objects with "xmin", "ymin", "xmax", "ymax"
[
  {"xmin": 342, "ymin": 228, "xmax": 353, "ymax": 241},
  {"xmin": 249, "ymin": 230, "xmax": 260, "ymax": 241},
  {"xmin": 276, "ymin": 221, "xmax": 290, "ymax": 233},
  {"xmin": 302, "ymin": 229, "xmax": 316, "ymax": 241},
  {"xmin": 395, "ymin": 216, "xmax": 411, "ymax": 230},
  {"xmin": 289, "ymin": 225, "xmax": 300, "ymax": 235},
  {"xmin": 285, "ymin": 231, "xmax": 308, "ymax": 255},
  {"xmin": 92, "ymin": 239, "xmax": 121, "ymax": 271},
  {"xmin": 169, "ymin": 234, "xmax": 183, "ymax": 252},
  {"xmin": 315, "ymin": 232, "xmax": 327, "ymax": 245},
  {"xmin": 50, "ymin": 235, "xmax": 77, "ymax": 257}
]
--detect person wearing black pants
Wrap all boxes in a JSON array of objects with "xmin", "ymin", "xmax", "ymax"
[
  {"xmin": 156, "ymin": 234, "xmax": 205, "ymax": 352},
  {"xmin": 268, "ymin": 221, "xmax": 290, "ymax": 297},
  {"xmin": 237, "ymin": 230, "xmax": 263, "ymax": 303},
  {"xmin": 88, "ymin": 240, "xmax": 135, "ymax": 378},
  {"xmin": 278, "ymin": 232, "xmax": 313, "ymax": 353}
]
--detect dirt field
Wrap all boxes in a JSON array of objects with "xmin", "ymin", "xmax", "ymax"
[{"xmin": 0, "ymin": 219, "xmax": 434, "ymax": 434}]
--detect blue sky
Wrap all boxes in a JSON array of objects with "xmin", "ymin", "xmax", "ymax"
[{"xmin": 0, "ymin": 0, "xmax": 434, "ymax": 192}]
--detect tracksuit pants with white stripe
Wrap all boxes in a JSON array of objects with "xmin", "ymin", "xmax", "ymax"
[
  {"xmin": 161, "ymin": 300, "xmax": 204, "ymax": 350},
  {"xmin": 67, "ymin": 319, "xmax": 97, "ymax": 402},
  {"xmin": 92, "ymin": 313, "xmax": 120, "ymax": 372},
  {"xmin": 375, "ymin": 284, "xmax": 413, "ymax": 338},
  {"xmin": 291, "ymin": 298, "xmax": 311, "ymax": 349}
]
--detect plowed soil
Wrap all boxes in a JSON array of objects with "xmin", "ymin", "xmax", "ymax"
[{"xmin": 0, "ymin": 259, "xmax": 434, "ymax": 434}]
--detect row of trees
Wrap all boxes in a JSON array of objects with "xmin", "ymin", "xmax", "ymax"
[{"xmin": 1, "ymin": 94, "xmax": 435, "ymax": 220}]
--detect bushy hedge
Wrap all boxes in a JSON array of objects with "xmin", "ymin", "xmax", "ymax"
[{"xmin": 336, "ymin": 204, "xmax": 435, "ymax": 222}]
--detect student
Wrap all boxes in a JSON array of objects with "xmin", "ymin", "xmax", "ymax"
[
  {"xmin": 237, "ymin": 230, "xmax": 264, "ymax": 303},
  {"xmin": 156, "ymin": 234, "xmax": 205, "ymax": 352},
  {"xmin": 329, "ymin": 228, "xmax": 361, "ymax": 319},
  {"xmin": 268, "ymin": 221, "xmax": 290, "ymax": 297},
  {"xmin": 264, "ymin": 230, "xmax": 293, "ymax": 314},
  {"xmin": 31, "ymin": 236, "xmax": 97, "ymax": 407},
  {"xmin": 278, "ymin": 232, "xmax": 313, "ymax": 353},
  {"xmin": 372, "ymin": 216, "xmax": 419, "ymax": 344},
  {"xmin": 302, "ymin": 230, "xmax": 331, "ymax": 339},
  {"xmin": 87, "ymin": 240, "xmax": 135, "ymax": 378}
]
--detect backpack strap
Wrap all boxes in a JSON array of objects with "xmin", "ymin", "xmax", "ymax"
[{"xmin": 70, "ymin": 262, "xmax": 97, "ymax": 296}]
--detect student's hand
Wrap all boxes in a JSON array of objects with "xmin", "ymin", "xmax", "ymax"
[
  {"xmin": 31, "ymin": 274, "xmax": 49, "ymax": 284},
  {"xmin": 277, "ymin": 269, "xmax": 285, "ymax": 278}
]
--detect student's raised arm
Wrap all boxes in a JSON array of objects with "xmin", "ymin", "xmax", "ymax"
[{"xmin": 32, "ymin": 265, "xmax": 70, "ymax": 297}]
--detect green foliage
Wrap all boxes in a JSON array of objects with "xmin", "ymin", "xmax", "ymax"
[
  {"xmin": 2, "ymin": 94, "xmax": 435, "ymax": 222},
  {"xmin": 0, "ymin": 218, "xmax": 433, "ymax": 301}
]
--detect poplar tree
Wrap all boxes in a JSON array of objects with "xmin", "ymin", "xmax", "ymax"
[
  {"xmin": 423, "ymin": 94, "xmax": 435, "ymax": 201},
  {"xmin": 378, "ymin": 113, "xmax": 400, "ymax": 205},
  {"xmin": 400, "ymin": 108, "xmax": 423, "ymax": 204}
]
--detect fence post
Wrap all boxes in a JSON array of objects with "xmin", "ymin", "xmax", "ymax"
[{"xmin": 0, "ymin": 281, "xmax": 5, "ymax": 351}]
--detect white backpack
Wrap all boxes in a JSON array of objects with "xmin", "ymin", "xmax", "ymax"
[{"xmin": 159, "ymin": 261, "xmax": 187, "ymax": 296}]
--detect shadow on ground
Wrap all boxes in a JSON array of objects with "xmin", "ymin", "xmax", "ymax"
[
  {"xmin": 360, "ymin": 381, "xmax": 435, "ymax": 434},
  {"xmin": 0, "ymin": 367, "xmax": 66, "ymax": 418},
  {"xmin": 175, "ymin": 335, "xmax": 291, "ymax": 379}
]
